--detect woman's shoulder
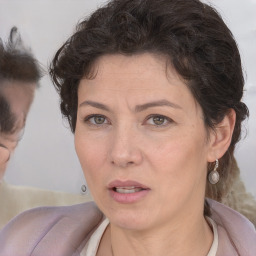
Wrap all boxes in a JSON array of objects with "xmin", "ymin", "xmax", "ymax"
[
  {"xmin": 207, "ymin": 198, "xmax": 256, "ymax": 256},
  {"xmin": 0, "ymin": 201, "xmax": 104, "ymax": 255}
]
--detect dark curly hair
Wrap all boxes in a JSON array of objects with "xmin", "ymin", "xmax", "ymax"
[
  {"xmin": 50, "ymin": 0, "xmax": 249, "ymax": 215},
  {"xmin": 0, "ymin": 27, "xmax": 42, "ymax": 134}
]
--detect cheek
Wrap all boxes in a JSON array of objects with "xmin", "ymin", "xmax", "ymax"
[
  {"xmin": 74, "ymin": 132, "xmax": 108, "ymax": 182},
  {"xmin": 148, "ymin": 130, "xmax": 208, "ymax": 217},
  {"xmin": 150, "ymin": 127, "xmax": 208, "ymax": 186}
]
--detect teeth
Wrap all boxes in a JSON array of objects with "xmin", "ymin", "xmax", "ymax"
[{"xmin": 115, "ymin": 186, "xmax": 143, "ymax": 194}]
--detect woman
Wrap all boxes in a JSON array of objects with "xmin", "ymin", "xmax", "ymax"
[{"xmin": 0, "ymin": 0, "xmax": 255, "ymax": 255}]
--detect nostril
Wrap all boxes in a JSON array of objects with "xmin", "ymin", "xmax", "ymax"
[
  {"xmin": 110, "ymin": 143, "xmax": 143, "ymax": 167},
  {"xmin": 111, "ymin": 160, "xmax": 135, "ymax": 168}
]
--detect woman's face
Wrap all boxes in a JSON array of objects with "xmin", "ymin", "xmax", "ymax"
[{"xmin": 75, "ymin": 53, "xmax": 215, "ymax": 231}]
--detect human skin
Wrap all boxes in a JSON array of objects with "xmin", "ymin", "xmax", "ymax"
[
  {"xmin": 75, "ymin": 53, "xmax": 235, "ymax": 256},
  {"xmin": 0, "ymin": 81, "xmax": 35, "ymax": 179},
  {"xmin": 0, "ymin": 81, "xmax": 35, "ymax": 135},
  {"xmin": 0, "ymin": 145, "xmax": 9, "ymax": 179}
]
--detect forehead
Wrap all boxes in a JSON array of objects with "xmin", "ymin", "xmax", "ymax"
[
  {"xmin": 79, "ymin": 53, "xmax": 197, "ymax": 104},
  {"xmin": 77, "ymin": 53, "xmax": 203, "ymax": 121},
  {"xmin": 0, "ymin": 80, "xmax": 35, "ymax": 100},
  {"xmin": 79, "ymin": 53, "xmax": 190, "ymax": 96},
  {"xmin": 88, "ymin": 53, "xmax": 180, "ymax": 83}
]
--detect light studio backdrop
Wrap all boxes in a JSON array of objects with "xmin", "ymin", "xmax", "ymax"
[{"xmin": 0, "ymin": 0, "xmax": 255, "ymax": 196}]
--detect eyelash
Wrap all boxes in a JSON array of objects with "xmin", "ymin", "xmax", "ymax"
[
  {"xmin": 145, "ymin": 114, "xmax": 173, "ymax": 127},
  {"xmin": 83, "ymin": 114, "xmax": 173, "ymax": 128},
  {"xmin": 84, "ymin": 114, "xmax": 109, "ymax": 127}
]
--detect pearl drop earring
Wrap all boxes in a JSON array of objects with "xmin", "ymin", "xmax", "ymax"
[{"xmin": 208, "ymin": 159, "xmax": 220, "ymax": 184}]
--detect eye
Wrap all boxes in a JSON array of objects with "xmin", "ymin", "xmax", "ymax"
[
  {"xmin": 92, "ymin": 116, "xmax": 106, "ymax": 125},
  {"xmin": 84, "ymin": 114, "xmax": 108, "ymax": 126},
  {"xmin": 146, "ymin": 115, "xmax": 172, "ymax": 126}
]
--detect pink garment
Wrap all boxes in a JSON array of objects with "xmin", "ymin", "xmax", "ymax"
[
  {"xmin": 0, "ymin": 199, "xmax": 255, "ymax": 255},
  {"xmin": 209, "ymin": 199, "xmax": 256, "ymax": 255},
  {"xmin": 0, "ymin": 202, "xmax": 103, "ymax": 256}
]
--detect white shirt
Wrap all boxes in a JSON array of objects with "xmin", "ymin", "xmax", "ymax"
[
  {"xmin": 81, "ymin": 217, "xmax": 218, "ymax": 256},
  {"xmin": 207, "ymin": 217, "xmax": 219, "ymax": 256}
]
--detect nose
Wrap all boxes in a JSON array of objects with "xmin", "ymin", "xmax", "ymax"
[{"xmin": 109, "ymin": 126, "xmax": 143, "ymax": 168}]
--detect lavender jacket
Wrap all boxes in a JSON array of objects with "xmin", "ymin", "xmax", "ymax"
[{"xmin": 0, "ymin": 199, "xmax": 255, "ymax": 256}]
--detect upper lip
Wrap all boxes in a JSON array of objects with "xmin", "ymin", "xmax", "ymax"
[{"xmin": 108, "ymin": 180, "xmax": 150, "ymax": 190}]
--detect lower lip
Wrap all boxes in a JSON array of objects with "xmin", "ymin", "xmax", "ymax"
[{"xmin": 109, "ymin": 189, "xmax": 150, "ymax": 204}]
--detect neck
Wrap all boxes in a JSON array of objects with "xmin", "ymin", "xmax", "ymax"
[{"xmin": 109, "ymin": 214, "xmax": 213, "ymax": 256}]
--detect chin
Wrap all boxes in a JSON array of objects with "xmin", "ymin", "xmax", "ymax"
[{"xmin": 106, "ymin": 207, "xmax": 154, "ymax": 231}]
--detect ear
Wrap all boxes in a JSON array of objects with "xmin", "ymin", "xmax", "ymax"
[{"xmin": 207, "ymin": 109, "xmax": 236, "ymax": 162}]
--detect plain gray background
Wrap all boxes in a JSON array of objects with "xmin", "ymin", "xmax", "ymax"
[{"xmin": 0, "ymin": 0, "xmax": 255, "ymax": 197}]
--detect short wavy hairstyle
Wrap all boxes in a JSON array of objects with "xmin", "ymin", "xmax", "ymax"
[{"xmin": 50, "ymin": 0, "xmax": 249, "ymax": 215}]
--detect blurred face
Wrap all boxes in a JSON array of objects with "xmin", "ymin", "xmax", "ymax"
[
  {"xmin": 75, "ymin": 53, "xmax": 214, "ymax": 231},
  {"xmin": 0, "ymin": 144, "xmax": 10, "ymax": 180},
  {"xmin": 0, "ymin": 81, "xmax": 35, "ymax": 179}
]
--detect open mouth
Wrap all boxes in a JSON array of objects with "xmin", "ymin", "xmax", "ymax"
[
  {"xmin": 108, "ymin": 180, "xmax": 150, "ymax": 203},
  {"xmin": 113, "ymin": 186, "xmax": 146, "ymax": 194}
]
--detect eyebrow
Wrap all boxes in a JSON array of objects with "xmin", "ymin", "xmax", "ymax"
[
  {"xmin": 79, "ymin": 100, "xmax": 110, "ymax": 111},
  {"xmin": 135, "ymin": 99, "xmax": 182, "ymax": 112},
  {"xmin": 79, "ymin": 99, "xmax": 182, "ymax": 112}
]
